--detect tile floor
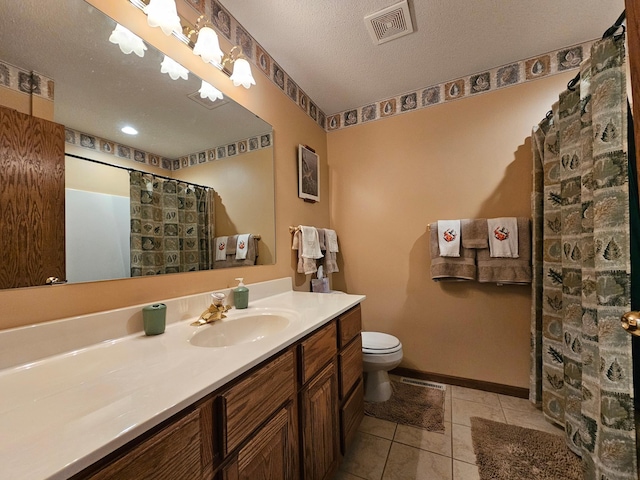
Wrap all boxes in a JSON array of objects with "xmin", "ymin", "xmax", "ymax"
[{"xmin": 334, "ymin": 379, "xmax": 563, "ymax": 480}]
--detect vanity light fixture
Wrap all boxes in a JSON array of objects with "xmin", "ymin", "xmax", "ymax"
[
  {"xmin": 121, "ymin": 126, "xmax": 139, "ymax": 135},
  {"xmin": 109, "ymin": 24, "xmax": 147, "ymax": 57},
  {"xmin": 222, "ymin": 46, "xmax": 256, "ymax": 89},
  {"xmin": 143, "ymin": 0, "xmax": 181, "ymax": 36},
  {"xmin": 189, "ymin": 16, "xmax": 224, "ymax": 65},
  {"xmin": 128, "ymin": 0, "xmax": 256, "ymax": 88},
  {"xmin": 160, "ymin": 55, "xmax": 189, "ymax": 80},
  {"xmin": 199, "ymin": 80, "xmax": 224, "ymax": 102}
]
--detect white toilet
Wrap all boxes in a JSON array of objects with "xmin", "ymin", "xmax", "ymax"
[{"xmin": 361, "ymin": 331, "xmax": 403, "ymax": 402}]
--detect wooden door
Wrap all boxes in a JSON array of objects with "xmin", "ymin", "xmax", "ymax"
[
  {"xmin": 0, "ymin": 106, "xmax": 65, "ymax": 288},
  {"xmin": 222, "ymin": 403, "xmax": 298, "ymax": 480},
  {"xmin": 300, "ymin": 361, "xmax": 339, "ymax": 480}
]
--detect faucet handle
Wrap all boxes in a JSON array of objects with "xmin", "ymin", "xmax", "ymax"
[{"xmin": 211, "ymin": 292, "xmax": 226, "ymax": 306}]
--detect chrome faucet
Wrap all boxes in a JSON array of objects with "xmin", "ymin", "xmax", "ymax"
[{"xmin": 191, "ymin": 293, "xmax": 231, "ymax": 326}]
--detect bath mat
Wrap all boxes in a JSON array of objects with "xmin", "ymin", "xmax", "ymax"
[
  {"xmin": 470, "ymin": 417, "xmax": 582, "ymax": 480},
  {"xmin": 364, "ymin": 377, "xmax": 445, "ymax": 432}
]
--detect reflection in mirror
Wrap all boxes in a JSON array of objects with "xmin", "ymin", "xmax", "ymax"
[{"xmin": 0, "ymin": 0, "xmax": 275, "ymax": 289}]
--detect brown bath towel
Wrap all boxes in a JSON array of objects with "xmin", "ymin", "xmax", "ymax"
[
  {"xmin": 225, "ymin": 235, "xmax": 238, "ymax": 255},
  {"xmin": 461, "ymin": 218, "xmax": 488, "ymax": 248},
  {"xmin": 317, "ymin": 228, "xmax": 326, "ymax": 251},
  {"xmin": 429, "ymin": 223, "xmax": 476, "ymax": 281},
  {"xmin": 477, "ymin": 217, "xmax": 531, "ymax": 284}
]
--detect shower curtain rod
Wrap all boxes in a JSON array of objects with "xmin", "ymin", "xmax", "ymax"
[
  {"xmin": 65, "ymin": 152, "xmax": 213, "ymax": 191},
  {"xmin": 567, "ymin": 10, "xmax": 626, "ymax": 91}
]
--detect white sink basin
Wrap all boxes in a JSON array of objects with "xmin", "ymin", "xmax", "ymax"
[{"xmin": 189, "ymin": 309, "xmax": 298, "ymax": 348}]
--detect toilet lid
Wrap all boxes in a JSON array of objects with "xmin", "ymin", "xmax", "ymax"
[{"xmin": 361, "ymin": 331, "xmax": 402, "ymax": 354}]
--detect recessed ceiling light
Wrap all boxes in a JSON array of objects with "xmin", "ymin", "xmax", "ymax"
[{"xmin": 121, "ymin": 126, "xmax": 138, "ymax": 135}]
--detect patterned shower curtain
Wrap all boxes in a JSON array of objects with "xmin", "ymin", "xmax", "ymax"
[
  {"xmin": 531, "ymin": 34, "xmax": 638, "ymax": 479},
  {"xmin": 129, "ymin": 171, "xmax": 215, "ymax": 276}
]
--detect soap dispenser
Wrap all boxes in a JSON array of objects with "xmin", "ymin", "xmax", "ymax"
[{"xmin": 233, "ymin": 278, "xmax": 249, "ymax": 309}]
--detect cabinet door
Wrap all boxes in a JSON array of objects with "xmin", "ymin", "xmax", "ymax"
[
  {"xmin": 86, "ymin": 404, "xmax": 209, "ymax": 480},
  {"xmin": 0, "ymin": 105, "xmax": 65, "ymax": 288},
  {"xmin": 300, "ymin": 361, "xmax": 339, "ymax": 480},
  {"xmin": 222, "ymin": 403, "xmax": 298, "ymax": 480}
]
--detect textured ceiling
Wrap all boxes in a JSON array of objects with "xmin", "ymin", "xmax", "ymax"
[{"xmin": 220, "ymin": 0, "xmax": 626, "ymax": 115}]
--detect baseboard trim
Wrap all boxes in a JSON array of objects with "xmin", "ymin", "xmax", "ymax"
[{"xmin": 390, "ymin": 367, "xmax": 529, "ymax": 399}]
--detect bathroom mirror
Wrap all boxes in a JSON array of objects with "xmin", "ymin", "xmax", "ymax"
[{"xmin": 0, "ymin": 0, "xmax": 276, "ymax": 288}]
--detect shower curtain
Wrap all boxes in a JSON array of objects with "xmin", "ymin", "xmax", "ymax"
[
  {"xmin": 530, "ymin": 34, "xmax": 638, "ymax": 478},
  {"xmin": 129, "ymin": 171, "xmax": 215, "ymax": 276}
]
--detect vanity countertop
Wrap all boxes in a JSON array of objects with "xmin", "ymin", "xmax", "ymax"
[{"xmin": 0, "ymin": 280, "xmax": 364, "ymax": 480}]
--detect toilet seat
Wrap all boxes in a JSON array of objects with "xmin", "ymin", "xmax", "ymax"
[{"xmin": 361, "ymin": 331, "xmax": 402, "ymax": 355}]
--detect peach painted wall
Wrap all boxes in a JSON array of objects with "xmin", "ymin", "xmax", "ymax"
[
  {"xmin": 0, "ymin": 85, "xmax": 54, "ymax": 121},
  {"xmin": 173, "ymin": 148, "xmax": 276, "ymax": 265},
  {"xmin": 327, "ymin": 72, "xmax": 574, "ymax": 388},
  {"xmin": 0, "ymin": 0, "xmax": 328, "ymax": 330}
]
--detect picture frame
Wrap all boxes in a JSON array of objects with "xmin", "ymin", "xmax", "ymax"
[{"xmin": 298, "ymin": 144, "xmax": 320, "ymax": 202}]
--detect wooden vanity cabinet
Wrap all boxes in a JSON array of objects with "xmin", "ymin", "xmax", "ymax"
[{"xmin": 72, "ymin": 303, "xmax": 364, "ymax": 480}]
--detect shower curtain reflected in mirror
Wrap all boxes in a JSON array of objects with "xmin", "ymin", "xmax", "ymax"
[
  {"xmin": 530, "ymin": 34, "xmax": 638, "ymax": 479},
  {"xmin": 129, "ymin": 171, "xmax": 215, "ymax": 276}
]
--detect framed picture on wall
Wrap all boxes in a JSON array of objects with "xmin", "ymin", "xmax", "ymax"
[{"xmin": 298, "ymin": 144, "xmax": 320, "ymax": 202}]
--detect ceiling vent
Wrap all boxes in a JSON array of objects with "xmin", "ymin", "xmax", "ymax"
[
  {"xmin": 364, "ymin": 0, "xmax": 414, "ymax": 45},
  {"xmin": 187, "ymin": 91, "xmax": 230, "ymax": 110}
]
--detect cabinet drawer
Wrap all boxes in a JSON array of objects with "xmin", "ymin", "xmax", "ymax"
[
  {"xmin": 222, "ymin": 350, "xmax": 295, "ymax": 455},
  {"xmin": 87, "ymin": 408, "xmax": 204, "ymax": 480},
  {"xmin": 339, "ymin": 335, "xmax": 363, "ymax": 399},
  {"xmin": 340, "ymin": 379, "xmax": 364, "ymax": 455},
  {"xmin": 338, "ymin": 305, "xmax": 361, "ymax": 348},
  {"xmin": 299, "ymin": 321, "xmax": 337, "ymax": 384}
]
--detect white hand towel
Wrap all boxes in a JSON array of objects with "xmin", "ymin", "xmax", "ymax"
[
  {"xmin": 300, "ymin": 226, "xmax": 323, "ymax": 259},
  {"xmin": 487, "ymin": 217, "xmax": 519, "ymax": 258},
  {"xmin": 235, "ymin": 234, "xmax": 251, "ymax": 260},
  {"xmin": 437, "ymin": 220, "xmax": 461, "ymax": 257},
  {"xmin": 292, "ymin": 230, "xmax": 318, "ymax": 275},
  {"xmin": 215, "ymin": 236, "xmax": 228, "ymax": 261},
  {"xmin": 324, "ymin": 229, "xmax": 339, "ymax": 252}
]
